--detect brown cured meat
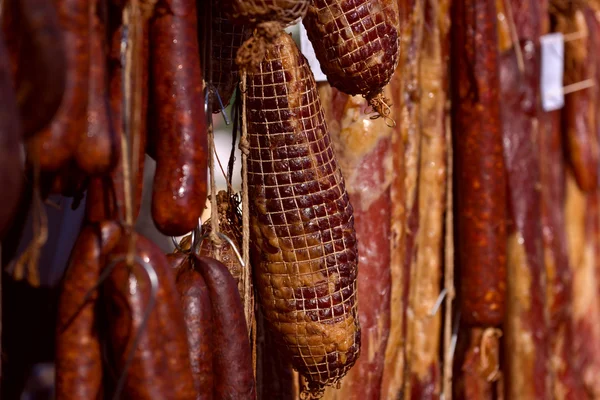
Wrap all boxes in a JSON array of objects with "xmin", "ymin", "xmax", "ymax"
[
  {"xmin": 0, "ymin": 33, "xmax": 24, "ymax": 239},
  {"xmin": 85, "ymin": 8, "xmax": 147, "ymax": 223},
  {"xmin": 104, "ymin": 233, "xmax": 196, "ymax": 399},
  {"xmin": 172, "ymin": 256, "xmax": 214, "ymax": 400},
  {"xmin": 499, "ymin": 1, "xmax": 551, "ymax": 398},
  {"xmin": 55, "ymin": 222, "xmax": 121, "ymax": 400},
  {"xmin": 195, "ymin": 256, "xmax": 256, "ymax": 399},
  {"xmin": 451, "ymin": 0, "xmax": 507, "ymax": 327},
  {"xmin": 302, "ymin": 0, "xmax": 400, "ymax": 100},
  {"xmin": 380, "ymin": 0, "xmax": 424, "ymax": 397},
  {"xmin": 1, "ymin": 0, "xmax": 66, "ymax": 137},
  {"xmin": 565, "ymin": 176, "xmax": 600, "ymax": 397},
  {"xmin": 199, "ymin": 0, "xmax": 247, "ymax": 112},
  {"xmin": 557, "ymin": 8, "xmax": 599, "ymax": 192},
  {"xmin": 150, "ymin": 0, "xmax": 208, "ymax": 237},
  {"xmin": 404, "ymin": 0, "xmax": 448, "ymax": 396},
  {"xmin": 223, "ymin": 0, "xmax": 309, "ymax": 26},
  {"xmin": 27, "ymin": 0, "xmax": 89, "ymax": 171},
  {"xmin": 540, "ymin": 111, "xmax": 587, "ymax": 400},
  {"xmin": 75, "ymin": 1, "xmax": 117, "ymax": 175},
  {"xmin": 246, "ymin": 32, "xmax": 360, "ymax": 394},
  {"xmin": 318, "ymin": 86, "xmax": 393, "ymax": 400}
]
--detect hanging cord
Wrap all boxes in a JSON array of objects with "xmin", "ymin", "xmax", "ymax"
[
  {"xmin": 122, "ymin": 0, "xmax": 155, "ymax": 262},
  {"xmin": 238, "ymin": 69, "xmax": 256, "ymax": 374}
]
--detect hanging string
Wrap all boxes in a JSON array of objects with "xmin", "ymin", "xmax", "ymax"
[
  {"xmin": 122, "ymin": 0, "xmax": 156, "ymax": 263},
  {"xmin": 239, "ymin": 69, "xmax": 254, "ymax": 371}
]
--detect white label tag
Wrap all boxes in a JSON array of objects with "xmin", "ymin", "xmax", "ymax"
[
  {"xmin": 540, "ymin": 33, "xmax": 565, "ymax": 112},
  {"xmin": 298, "ymin": 24, "xmax": 328, "ymax": 82}
]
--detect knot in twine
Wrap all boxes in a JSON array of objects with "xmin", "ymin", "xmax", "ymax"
[
  {"xmin": 367, "ymin": 91, "xmax": 396, "ymax": 127},
  {"xmin": 239, "ymin": 136, "xmax": 250, "ymax": 156},
  {"xmin": 236, "ymin": 21, "xmax": 283, "ymax": 74}
]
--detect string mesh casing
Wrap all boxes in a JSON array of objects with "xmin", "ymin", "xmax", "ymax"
[
  {"xmin": 302, "ymin": 0, "xmax": 400, "ymax": 98},
  {"xmin": 224, "ymin": 0, "xmax": 309, "ymax": 26},
  {"xmin": 246, "ymin": 32, "xmax": 361, "ymax": 394},
  {"xmin": 199, "ymin": 2, "xmax": 247, "ymax": 112}
]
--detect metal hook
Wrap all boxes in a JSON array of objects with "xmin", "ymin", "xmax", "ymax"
[
  {"xmin": 196, "ymin": 231, "xmax": 246, "ymax": 269},
  {"xmin": 170, "ymin": 217, "xmax": 203, "ymax": 253}
]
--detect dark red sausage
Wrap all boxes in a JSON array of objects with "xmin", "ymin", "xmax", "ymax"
[
  {"xmin": 55, "ymin": 221, "xmax": 122, "ymax": 399},
  {"xmin": 27, "ymin": 0, "xmax": 89, "ymax": 171},
  {"xmin": 149, "ymin": 0, "xmax": 207, "ymax": 236},
  {"xmin": 2, "ymin": 0, "xmax": 66, "ymax": 137},
  {"xmin": 0, "ymin": 32, "xmax": 24, "ymax": 239},
  {"xmin": 75, "ymin": 0, "xmax": 117, "ymax": 175},
  {"xmin": 195, "ymin": 255, "xmax": 255, "ymax": 399},
  {"xmin": 103, "ymin": 233, "xmax": 196, "ymax": 399},
  {"xmin": 452, "ymin": 0, "xmax": 507, "ymax": 327},
  {"xmin": 173, "ymin": 256, "xmax": 215, "ymax": 400}
]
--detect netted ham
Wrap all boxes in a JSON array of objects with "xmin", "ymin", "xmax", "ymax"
[
  {"xmin": 223, "ymin": 0, "xmax": 309, "ymax": 26},
  {"xmin": 302, "ymin": 0, "xmax": 401, "ymax": 115},
  {"xmin": 199, "ymin": 1, "xmax": 247, "ymax": 112},
  {"xmin": 246, "ymin": 32, "xmax": 360, "ymax": 397}
]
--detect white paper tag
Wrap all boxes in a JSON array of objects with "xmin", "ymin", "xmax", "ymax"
[
  {"xmin": 540, "ymin": 33, "xmax": 565, "ymax": 112},
  {"xmin": 298, "ymin": 24, "xmax": 328, "ymax": 82}
]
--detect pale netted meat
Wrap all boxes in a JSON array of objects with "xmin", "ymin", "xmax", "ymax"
[{"xmin": 246, "ymin": 32, "xmax": 360, "ymax": 397}]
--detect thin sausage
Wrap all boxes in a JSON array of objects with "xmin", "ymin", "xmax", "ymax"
[{"xmin": 452, "ymin": 0, "xmax": 507, "ymax": 327}]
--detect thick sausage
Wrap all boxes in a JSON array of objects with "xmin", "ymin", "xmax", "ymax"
[
  {"xmin": 103, "ymin": 233, "xmax": 196, "ymax": 399},
  {"xmin": 0, "ymin": 32, "xmax": 24, "ymax": 239},
  {"xmin": 149, "ymin": 0, "xmax": 207, "ymax": 236},
  {"xmin": 174, "ymin": 257, "xmax": 214, "ymax": 400},
  {"xmin": 27, "ymin": 0, "xmax": 89, "ymax": 171},
  {"xmin": 246, "ymin": 32, "xmax": 360, "ymax": 395},
  {"xmin": 452, "ymin": 0, "xmax": 507, "ymax": 327},
  {"xmin": 75, "ymin": 0, "xmax": 117, "ymax": 175},
  {"xmin": 1, "ymin": 0, "xmax": 66, "ymax": 137},
  {"xmin": 55, "ymin": 221, "xmax": 122, "ymax": 399},
  {"xmin": 195, "ymin": 255, "xmax": 255, "ymax": 399}
]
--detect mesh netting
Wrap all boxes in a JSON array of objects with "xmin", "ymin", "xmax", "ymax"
[
  {"xmin": 224, "ymin": 0, "xmax": 309, "ymax": 26},
  {"xmin": 245, "ymin": 32, "xmax": 361, "ymax": 394},
  {"xmin": 199, "ymin": 1, "xmax": 248, "ymax": 112},
  {"xmin": 302, "ymin": 0, "xmax": 400, "ymax": 98}
]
